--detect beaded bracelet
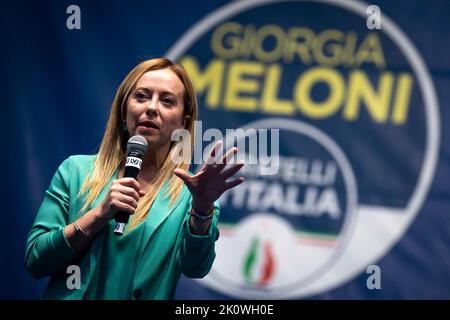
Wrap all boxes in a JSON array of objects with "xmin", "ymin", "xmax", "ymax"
[{"xmin": 189, "ymin": 207, "xmax": 214, "ymax": 222}]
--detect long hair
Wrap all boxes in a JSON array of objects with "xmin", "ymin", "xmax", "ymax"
[{"xmin": 78, "ymin": 58, "xmax": 197, "ymax": 231}]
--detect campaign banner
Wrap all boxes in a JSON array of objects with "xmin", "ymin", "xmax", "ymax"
[{"xmin": 170, "ymin": 0, "xmax": 442, "ymax": 299}]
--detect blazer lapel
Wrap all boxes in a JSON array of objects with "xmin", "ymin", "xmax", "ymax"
[{"xmin": 141, "ymin": 180, "xmax": 189, "ymax": 246}]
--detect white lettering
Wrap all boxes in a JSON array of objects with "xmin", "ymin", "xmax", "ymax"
[
  {"xmin": 66, "ymin": 5, "xmax": 81, "ymax": 30},
  {"xmin": 66, "ymin": 265, "xmax": 81, "ymax": 290}
]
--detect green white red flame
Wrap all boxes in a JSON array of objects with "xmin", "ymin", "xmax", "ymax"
[{"xmin": 243, "ymin": 236, "xmax": 275, "ymax": 287}]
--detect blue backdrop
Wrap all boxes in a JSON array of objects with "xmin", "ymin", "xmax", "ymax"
[{"xmin": 1, "ymin": 0, "xmax": 449, "ymax": 299}]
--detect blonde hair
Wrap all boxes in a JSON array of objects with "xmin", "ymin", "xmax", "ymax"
[{"xmin": 78, "ymin": 58, "xmax": 197, "ymax": 231}]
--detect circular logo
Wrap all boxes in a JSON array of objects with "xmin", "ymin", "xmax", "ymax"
[
  {"xmin": 210, "ymin": 118, "xmax": 358, "ymax": 297},
  {"xmin": 168, "ymin": 0, "xmax": 440, "ymax": 298}
]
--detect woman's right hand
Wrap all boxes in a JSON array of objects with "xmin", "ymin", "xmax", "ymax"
[{"xmin": 97, "ymin": 178, "xmax": 145, "ymax": 221}]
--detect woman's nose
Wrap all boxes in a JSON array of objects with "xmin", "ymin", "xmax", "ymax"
[{"xmin": 145, "ymin": 98, "xmax": 158, "ymax": 116}]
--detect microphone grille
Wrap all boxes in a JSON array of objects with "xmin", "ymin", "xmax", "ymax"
[{"xmin": 127, "ymin": 135, "xmax": 148, "ymax": 156}]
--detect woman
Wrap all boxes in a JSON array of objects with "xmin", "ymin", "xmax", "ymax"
[{"xmin": 25, "ymin": 58, "xmax": 245, "ymax": 299}]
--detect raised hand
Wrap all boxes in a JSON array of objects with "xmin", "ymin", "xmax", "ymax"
[{"xmin": 173, "ymin": 140, "xmax": 245, "ymax": 214}]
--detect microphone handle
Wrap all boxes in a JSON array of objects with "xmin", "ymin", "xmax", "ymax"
[{"xmin": 114, "ymin": 157, "xmax": 142, "ymax": 234}]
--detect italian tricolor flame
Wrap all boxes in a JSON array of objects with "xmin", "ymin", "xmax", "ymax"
[{"xmin": 243, "ymin": 236, "xmax": 275, "ymax": 287}]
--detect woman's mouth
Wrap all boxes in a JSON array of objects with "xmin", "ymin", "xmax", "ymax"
[{"xmin": 137, "ymin": 120, "xmax": 160, "ymax": 133}]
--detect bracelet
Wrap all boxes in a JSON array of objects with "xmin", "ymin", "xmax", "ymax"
[
  {"xmin": 74, "ymin": 220, "xmax": 89, "ymax": 237},
  {"xmin": 190, "ymin": 207, "xmax": 214, "ymax": 222}
]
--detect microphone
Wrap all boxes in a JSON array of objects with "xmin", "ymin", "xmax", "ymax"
[{"xmin": 114, "ymin": 135, "xmax": 148, "ymax": 235}]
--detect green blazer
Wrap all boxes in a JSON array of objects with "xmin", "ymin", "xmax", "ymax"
[{"xmin": 25, "ymin": 155, "xmax": 219, "ymax": 299}]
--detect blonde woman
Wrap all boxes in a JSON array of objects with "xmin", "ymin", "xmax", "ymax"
[{"xmin": 25, "ymin": 58, "xmax": 244, "ymax": 299}]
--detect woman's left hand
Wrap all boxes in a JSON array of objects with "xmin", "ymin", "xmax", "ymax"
[{"xmin": 173, "ymin": 140, "xmax": 245, "ymax": 214}]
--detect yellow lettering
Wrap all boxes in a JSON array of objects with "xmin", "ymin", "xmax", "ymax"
[
  {"xmin": 355, "ymin": 33, "xmax": 386, "ymax": 68},
  {"xmin": 240, "ymin": 24, "xmax": 256, "ymax": 58},
  {"xmin": 391, "ymin": 73, "xmax": 413, "ymax": 124},
  {"xmin": 181, "ymin": 56, "xmax": 224, "ymax": 109},
  {"xmin": 344, "ymin": 70, "xmax": 394, "ymax": 122},
  {"xmin": 284, "ymin": 27, "xmax": 314, "ymax": 64},
  {"xmin": 224, "ymin": 61, "xmax": 264, "ymax": 111},
  {"xmin": 343, "ymin": 31, "xmax": 358, "ymax": 67},
  {"xmin": 261, "ymin": 64, "xmax": 295, "ymax": 115},
  {"xmin": 211, "ymin": 22, "xmax": 243, "ymax": 59},
  {"xmin": 295, "ymin": 67, "xmax": 344, "ymax": 118},
  {"xmin": 254, "ymin": 25, "xmax": 285, "ymax": 62},
  {"xmin": 314, "ymin": 30, "xmax": 345, "ymax": 66}
]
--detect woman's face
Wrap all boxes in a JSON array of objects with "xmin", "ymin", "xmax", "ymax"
[{"xmin": 125, "ymin": 68, "xmax": 187, "ymax": 150}]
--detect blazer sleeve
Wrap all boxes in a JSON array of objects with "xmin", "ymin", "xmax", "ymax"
[
  {"xmin": 179, "ymin": 200, "xmax": 220, "ymax": 278},
  {"xmin": 24, "ymin": 157, "xmax": 80, "ymax": 279}
]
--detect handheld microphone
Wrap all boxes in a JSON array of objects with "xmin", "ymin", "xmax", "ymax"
[{"xmin": 114, "ymin": 135, "xmax": 148, "ymax": 235}]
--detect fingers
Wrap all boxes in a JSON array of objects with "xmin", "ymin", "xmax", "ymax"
[
  {"xmin": 118, "ymin": 178, "xmax": 146, "ymax": 197},
  {"xmin": 107, "ymin": 191, "xmax": 138, "ymax": 215},
  {"xmin": 120, "ymin": 184, "xmax": 140, "ymax": 201},
  {"xmin": 102, "ymin": 178, "xmax": 146, "ymax": 220},
  {"xmin": 110, "ymin": 193, "xmax": 139, "ymax": 214},
  {"xmin": 224, "ymin": 176, "xmax": 245, "ymax": 190},
  {"xmin": 110, "ymin": 184, "xmax": 139, "ymax": 208},
  {"xmin": 216, "ymin": 147, "xmax": 239, "ymax": 171},
  {"xmin": 220, "ymin": 161, "xmax": 245, "ymax": 179},
  {"xmin": 114, "ymin": 178, "xmax": 141, "ymax": 202},
  {"xmin": 114, "ymin": 200, "xmax": 137, "ymax": 215},
  {"xmin": 118, "ymin": 177, "xmax": 140, "ymax": 190},
  {"xmin": 117, "ymin": 193, "xmax": 139, "ymax": 211},
  {"xmin": 206, "ymin": 140, "xmax": 223, "ymax": 165},
  {"xmin": 173, "ymin": 168, "xmax": 192, "ymax": 183}
]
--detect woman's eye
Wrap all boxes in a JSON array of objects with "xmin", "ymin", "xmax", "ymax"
[
  {"xmin": 135, "ymin": 92, "xmax": 148, "ymax": 101},
  {"xmin": 162, "ymin": 98, "xmax": 175, "ymax": 105}
]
